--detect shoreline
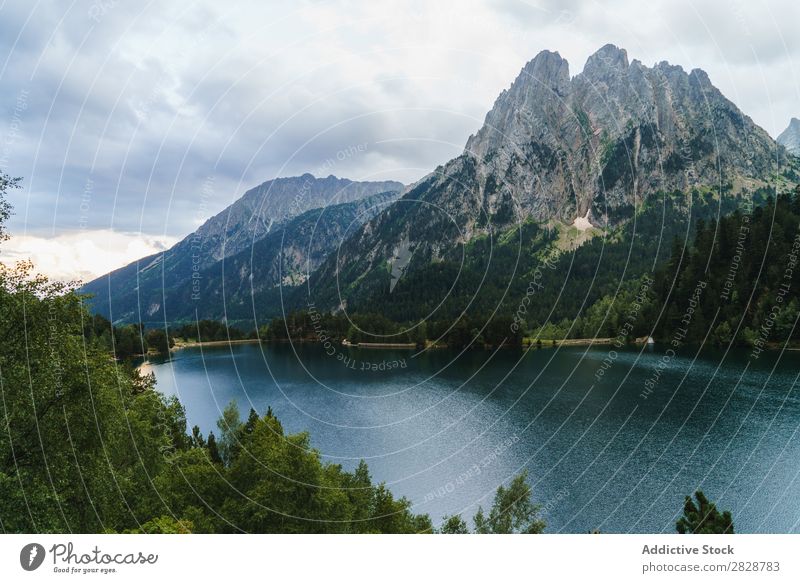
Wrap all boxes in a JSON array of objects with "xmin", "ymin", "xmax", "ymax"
[
  {"xmin": 167, "ymin": 336, "xmax": 800, "ymax": 352},
  {"xmin": 171, "ymin": 338, "xmax": 262, "ymax": 350}
]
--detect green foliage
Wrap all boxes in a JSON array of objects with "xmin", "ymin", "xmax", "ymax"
[
  {"xmin": 439, "ymin": 514, "xmax": 469, "ymax": 534},
  {"xmin": 145, "ymin": 328, "xmax": 172, "ymax": 354},
  {"xmin": 676, "ymin": 491, "xmax": 734, "ymax": 534},
  {"xmin": 122, "ymin": 516, "xmax": 194, "ymax": 534},
  {"xmin": 216, "ymin": 401, "xmax": 243, "ymax": 466},
  {"xmin": 0, "ymin": 257, "xmax": 181, "ymax": 532},
  {"xmin": 473, "ymin": 471, "xmax": 545, "ymax": 534},
  {"xmin": 438, "ymin": 471, "xmax": 545, "ymax": 534},
  {"xmin": 521, "ymin": 188, "xmax": 800, "ymax": 347},
  {"xmin": 170, "ymin": 320, "xmax": 245, "ymax": 342},
  {"xmin": 653, "ymin": 192, "xmax": 800, "ymax": 345},
  {"xmin": 584, "ymin": 190, "xmax": 800, "ymax": 346}
]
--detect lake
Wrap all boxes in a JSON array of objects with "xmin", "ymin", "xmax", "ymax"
[{"xmin": 142, "ymin": 342, "xmax": 800, "ymax": 533}]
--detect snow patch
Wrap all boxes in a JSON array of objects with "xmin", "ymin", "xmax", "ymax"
[{"xmin": 572, "ymin": 210, "xmax": 592, "ymax": 232}]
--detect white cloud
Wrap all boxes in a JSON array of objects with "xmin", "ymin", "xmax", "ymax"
[{"xmin": 0, "ymin": 230, "xmax": 177, "ymax": 283}]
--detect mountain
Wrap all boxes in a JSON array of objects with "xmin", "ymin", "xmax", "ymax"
[
  {"xmin": 305, "ymin": 45, "xmax": 789, "ymax": 320},
  {"xmin": 82, "ymin": 175, "xmax": 403, "ymax": 323},
  {"xmin": 141, "ymin": 190, "xmax": 400, "ymax": 323},
  {"xmin": 778, "ymin": 118, "xmax": 800, "ymax": 155}
]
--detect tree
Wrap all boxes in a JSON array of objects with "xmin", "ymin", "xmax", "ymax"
[
  {"xmin": 439, "ymin": 514, "xmax": 469, "ymax": 534},
  {"xmin": 191, "ymin": 425, "xmax": 206, "ymax": 448},
  {"xmin": 473, "ymin": 471, "xmax": 545, "ymax": 534},
  {"xmin": 145, "ymin": 328, "xmax": 172, "ymax": 355},
  {"xmin": 124, "ymin": 516, "xmax": 193, "ymax": 534},
  {"xmin": 216, "ymin": 401, "xmax": 243, "ymax": 465},
  {"xmin": 243, "ymin": 407, "xmax": 259, "ymax": 434},
  {"xmin": 206, "ymin": 432, "xmax": 223, "ymax": 464},
  {"xmin": 676, "ymin": 491, "xmax": 734, "ymax": 534},
  {"xmin": 0, "ymin": 268, "xmax": 186, "ymax": 531}
]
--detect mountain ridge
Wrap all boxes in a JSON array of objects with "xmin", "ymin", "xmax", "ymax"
[
  {"xmin": 305, "ymin": 45, "xmax": 790, "ymax": 317},
  {"xmin": 778, "ymin": 118, "xmax": 800, "ymax": 155},
  {"xmin": 82, "ymin": 174, "xmax": 403, "ymax": 323}
]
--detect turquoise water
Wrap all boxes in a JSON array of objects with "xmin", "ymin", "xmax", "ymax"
[{"xmin": 143, "ymin": 343, "xmax": 800, "ymax": 533}]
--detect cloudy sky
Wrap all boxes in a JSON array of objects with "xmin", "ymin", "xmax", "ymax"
[{"xmin": 0, "ymin": 0, "xmax": 798, "ymax": 281}]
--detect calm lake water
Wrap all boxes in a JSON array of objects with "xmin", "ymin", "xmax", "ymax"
[{"xmin": 142, "ymin": 342, "xmax": 800, "ymax": 533}]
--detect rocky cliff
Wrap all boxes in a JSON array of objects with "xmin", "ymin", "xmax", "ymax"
[
  {"xmin": 778, "ymin": 118, "xmax": 800, "ymax": 155},
  {"xmin": 307, "ymin": 45, "xmax": 786, "ymax": 312}
]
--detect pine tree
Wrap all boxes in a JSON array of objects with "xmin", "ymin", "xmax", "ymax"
[
  {"xmin": 206, "ymin": 432, "xmax": 223, "ymax": 465},
  {"xmin": 676, "ymin": 491, "xmax": 734, "ymax": 534}
]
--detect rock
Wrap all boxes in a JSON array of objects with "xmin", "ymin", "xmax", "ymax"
[
  {"xmin": 309, "ymin": 45, "xmax": 786, "ymax": 311},
  {"xmin": 778, "ymin": 118, "xmax": 800, "ymax": 155}
]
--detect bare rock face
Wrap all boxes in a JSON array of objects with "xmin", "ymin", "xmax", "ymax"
[
  {"xmin": 778, "ymin": 118, "xmax": 800, "ymax": 155},
  {"xmin": 309, "ymin": 45, "xmax": 785, "ymax": 309},
  {"xmin": 464, "ymin": 44, "xmax": 778, "ymax": 227},
  {"xmin": 187, "ymin": 174, "xmax": 404, "ymax": 268}
]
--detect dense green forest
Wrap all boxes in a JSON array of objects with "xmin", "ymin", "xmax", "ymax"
[
  {"xmin": 652, "ymin": 191, "xmax": 800, "ymax": 346},
  {"xmin": 303, "ymin": 188, "xmax": 739, "ymax": 329},
  {"xmin": 81, "ymin": 315, "xmax": 251, "ymax": 359},
  {"xmin": 273, "ymin": 187, "xmax": 800, "ymax": 350},
  {"xmin": 543, "ymin": 188, "xmax": 800, "ymax": 347}
]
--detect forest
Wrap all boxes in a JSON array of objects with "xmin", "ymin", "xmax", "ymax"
[{"xmin": 266, "ymin": 188, "xmax": 800, "ymax": 352}]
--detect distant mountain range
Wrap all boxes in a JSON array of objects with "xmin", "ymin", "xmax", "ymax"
[
  {"xmin": 83, "ymin": 45, "xmax": 797, "ymax": 329},
  {"xmin": 81, "ymin": 175, "xmax": 402, "ymax": 323},
  {"xmin": 778, "ymin": 118, "xmax": 800, "ymax": 155}
]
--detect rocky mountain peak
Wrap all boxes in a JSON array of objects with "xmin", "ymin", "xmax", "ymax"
[
  {"xmin": 778, "ymin": 118, "xmax": 800, "ymax": 155},
  {"xmin": 305, "ymin": 46, "xmax": 789, "ymax": 316},
  {"xmin": 519, "ymin": 50, "xmax": 570, "ymax": 89},
  {"xmin": 462, "ymin": 45, "xmax": 778, "ymax": 229},
  {"xmin": 583, "ymin": 44, "xmax": 629, "ymax": 78}
]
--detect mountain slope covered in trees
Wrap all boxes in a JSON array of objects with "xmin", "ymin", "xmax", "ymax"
[{"xmin": 81, "ymin": 175, "xmax": 402, "ymax": 324}]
